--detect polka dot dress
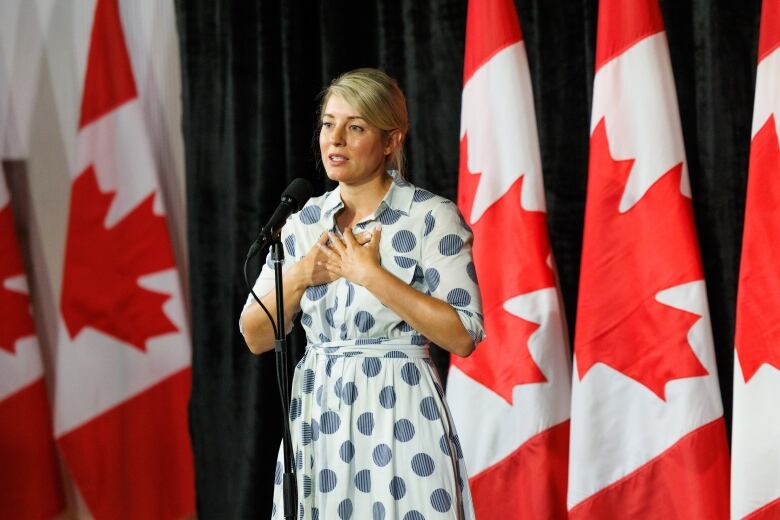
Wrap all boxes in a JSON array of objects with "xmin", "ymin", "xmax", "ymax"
[
  {"xmin": 244, "ymin": 173, "xmax": 485, "ymax": 519},
  {"xmin": 273, "ymin": 342, "xmax": 471, "ymax": 519}
]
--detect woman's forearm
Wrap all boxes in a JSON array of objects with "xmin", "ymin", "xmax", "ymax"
[
  {"xmin": 242, "ymin": 232, "xmax": 343, "ymax": 353},
  {"xmin": 362, "ymin": 267, "xmax": 475, "ymax": 357},
  {"xmin": 240, "ymin": 268, "xmax": 307, "ymax": 354}
]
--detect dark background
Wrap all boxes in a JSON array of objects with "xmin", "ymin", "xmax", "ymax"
[{"xmin": 175, "ymin": 1, "xmax": 761, "ymax": 517}]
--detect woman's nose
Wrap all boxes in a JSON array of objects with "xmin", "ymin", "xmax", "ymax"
[{"xmin": 329, "ymin": 125, "xmax": 345, "ymax": 145}]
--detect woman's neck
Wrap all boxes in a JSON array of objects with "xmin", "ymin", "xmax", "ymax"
[{"xmin": 336, "ymin": 171, "xmax": 392, "ymax": 229}]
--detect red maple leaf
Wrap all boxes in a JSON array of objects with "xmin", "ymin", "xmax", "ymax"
[
  {"xmin": 60, "ymin": 166, "xmax": 178, "ymax": 350},
  {"xmin": 452, "ymin": 134, "xmax": 555, "ymax": 403},
  {"xmin": 735, "ymin": 116, "xmax": 780, "ymax": 382},
  {"xmin": 0, "ymin": 205, "xmax": 36, "ymax": 353},
  {"xmin": 575, "ymin": 119, "xmax": 708, "ymax": 400}
]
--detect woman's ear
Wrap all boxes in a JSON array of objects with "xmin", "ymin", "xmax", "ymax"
[{"xmin": 384, "ymin": 129, "xmax": 403, "ymax": 155}]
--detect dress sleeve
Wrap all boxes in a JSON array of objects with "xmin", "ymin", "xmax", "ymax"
[
  {"xmin": 239, "ymin": 219, "xmax": 298, "ymax": 336},
  {"xmin": 419, "ymin": 201, "xmax": 485, "ymax": 344}
]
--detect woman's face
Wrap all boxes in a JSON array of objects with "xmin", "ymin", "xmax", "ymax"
[{"xmin": 319, "ymin": 94, "xmax": 392, "ymax": 186}]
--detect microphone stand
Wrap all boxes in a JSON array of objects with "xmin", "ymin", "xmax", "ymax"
[
  {"xmin": 243, "ymin": 179, "xmax": 311, "ymax": 519},
  {"xmin": 270, "ymin": 238, "xmax": 297, "ymax": 520}
]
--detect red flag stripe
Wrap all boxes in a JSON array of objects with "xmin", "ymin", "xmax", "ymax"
[
  {"xmin": 462, "ymin": 0, "xmax": 523, "ymax": 84},
  {"xmin": 57, "ymin": 369, "xmax": 195, "ymax": 519},
  {"xmin": 595, "ymin": 0, "xmax": 665, "ymax": 72},
  {"xmin": 744, "ymin": 497, "xmax": 780, "ymax": 520},
  {"xmin": 734, "ymin": 116, "xmax": 780, "ymax": 382},
  {"xmin": 0, "ymin": 380, "xmax": 65, "ymax": 519},
  {"xmin": 0, "ymin": 205, "xmax": 37, "ymax": 354},
  {"xmin": 79, "ymin": 0, "xmax": 137, "ymax": 129},
  {"xmin": 569, "ymin": 419, "xmax": 730, "ymax": 519},
  {"xmin": 759, "ymin": 0, "xmax": 780, "ymax": 62},
  {"xmin": 469, "ymin": 421, "xmax": 569, "ymax": 519}
]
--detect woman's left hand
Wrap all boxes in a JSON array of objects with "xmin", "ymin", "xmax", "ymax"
[{"xmin": 319, "ymin": 226, "xmax": 383, "ymax": 286}]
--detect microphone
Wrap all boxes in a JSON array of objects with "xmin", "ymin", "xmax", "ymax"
[{"xmin": 246, "ymin": 178, "xmax": 313, "ymax": 260}]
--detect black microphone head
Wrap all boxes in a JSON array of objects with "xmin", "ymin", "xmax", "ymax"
[{"xmin": 282, "ymin": 178, "xmax": 313, "ymax": 211}]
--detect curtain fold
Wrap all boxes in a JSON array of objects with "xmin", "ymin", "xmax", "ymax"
[{"xmin": 175, "ymin": 0, "xmax": 759, "ymax": 516}]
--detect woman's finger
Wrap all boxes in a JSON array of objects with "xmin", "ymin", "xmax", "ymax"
[
  {"xmin": 343, "ymin": 227, "xmax": 358, "ymax": 248},
  {"xmin": 355, "ymin": 231, "xmax": 372, "ymax": 246},
  {"xmin": 317, "ymin": 242, "xmax": 335, "ymax": 258},
  {"xmin": 309, "ymin": 232, "xmax": 331, "ymax": 260},
  {"xmin": 368, "ymin": 226, "xmax": 382, "ymax": 250},
  {"xmin": 328, "ymin": 232, "xmax": 347, "ymax": 255},
  {"xmin": 312, "ymin": 262, "xmax": 338, "ymax": 284},
  {"xmin": 322, "ymin": 259, "xmax": 341, "ymax": 275}
]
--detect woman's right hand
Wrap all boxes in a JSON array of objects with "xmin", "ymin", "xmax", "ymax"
[
  {"xmin": 289, "ymin": 230, "xmax": 372, "ymax": 289},
  {"xmin": 289, "ymin": 232, "xmax": 338, "ymax": 289}
]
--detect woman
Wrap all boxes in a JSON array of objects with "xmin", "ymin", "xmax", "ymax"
[{"xmin": 241, "ymin": 68, "xmax": 484, "ymax": 520}]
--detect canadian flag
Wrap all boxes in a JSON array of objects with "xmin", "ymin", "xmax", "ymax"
[
  {"xmin": 53, "ymin": 0, "xmax": 194, "ymax": 517},
  {"xmin": 569, "ymin": 1, "xmax": 730, "ymax": 517},
  {"xmin": 0, "ymin": 176, "xmax": 64, "ymax": 519},
  {"xmin": 732, "ymin": 2, "xmax": 780, "ymax": 518},
  {"xmin": 447, "ymin": 0, "xmax": 571, "ymax": 517}
]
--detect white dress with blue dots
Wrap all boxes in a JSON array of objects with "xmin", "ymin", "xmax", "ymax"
[{"xmin": 244, "ymin": 173, "xmax": 485, "ymax": 520}]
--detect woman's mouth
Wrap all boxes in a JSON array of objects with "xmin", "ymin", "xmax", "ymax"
[{"xmin": 328, "ymin": 153, "xmax": 348, "ymax": 164}]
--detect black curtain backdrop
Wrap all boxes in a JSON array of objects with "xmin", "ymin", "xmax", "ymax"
[{"xmin": 175, "ymin": 1, "xmax": 761, "ymax": 517}]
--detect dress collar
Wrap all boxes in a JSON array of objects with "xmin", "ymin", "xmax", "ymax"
[{"xmin": 322, "ymin": 171, "xmax": 415, "ymax": 223}]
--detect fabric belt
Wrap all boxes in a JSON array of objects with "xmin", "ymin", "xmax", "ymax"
[{"xmin": 306, "ymin": 339, "xmax": 430, "ymax": 359}]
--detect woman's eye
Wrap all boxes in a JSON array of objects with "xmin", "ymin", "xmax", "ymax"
[
  {"xmin": 350, "ymin": 125, "xmax": 364, "ymax": 132},
  {"xmin": 321, "ymin": 121, "xmax": 333, "ymax": 129}
]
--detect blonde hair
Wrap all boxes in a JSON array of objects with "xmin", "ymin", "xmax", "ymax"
[{"xmin": 320, "ymin": 68, "xmax": 409, "ymax": 177}]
